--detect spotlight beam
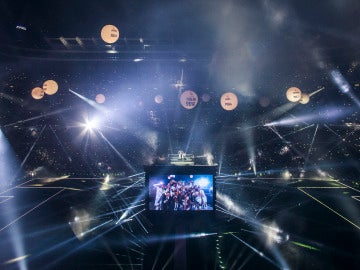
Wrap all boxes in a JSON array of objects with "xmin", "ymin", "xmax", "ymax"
[
  {"xmin": 102, "ymin": 240, "xmax": 124, "ymax": 270},
  {"xmin": 242, "ymin": 125, "xmax": 257, "ymax": 176},
  {"xmin": 261, "ymin": 102, "xmax": 297, "ymax": 123},
  {"xmin": 16, "ymin": 125, "xmax": 46, "ymax": 181},
  {"xmin": 114, "ymin": 177, "xmax": 145, "ymax": 197},
  {"xmin": 4, "ymin": 108, "xmax": 71, "ymax": 127},
  {"xmin": 49, "ymin": 125, "xmax": 72, "ymax": 162},
  {"xmin": 298, "ymin": 187, "xmax": 360, "ymax": 230},
  {"xmin": 68, "ymin": 88, "xmax": 107, "ymax": 112},
  {"xmin": 185, "ymin": 108, "xmax": 200, "ymax": 154},
  {"xmin": 304, "ymin": 124, "xmax": 319, "ymax": 167},
  {"xmin": 309, "ymin": 87, "xmax": 325, "ymax": 97},
  {"xmin": 230, "ymin": 233, "xmax": 281, "ymax": 269},
  {"xmin": 0, "ymin": 188, "xmax": 65, "ymax": 233},
  {"xmin": 267, "ymin": 125, "xmax": 309, "ymax": 160},
  {"xmin": 43, "ymin": 223, "xmax": 120, "ymax": 270},
  {"xmin": 97, "ymin": 129, "xmax": 136, "ymax": 173}
]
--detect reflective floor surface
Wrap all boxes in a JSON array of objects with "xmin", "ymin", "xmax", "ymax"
[{"xmin": 0, "ymin": 173, "xmax": 359, "ymax": 270}]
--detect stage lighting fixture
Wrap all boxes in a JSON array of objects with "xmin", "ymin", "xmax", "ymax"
[
  {"xmin": 84, "ymin": 118, "xmax": 99, "ymax": 131},
  {"xmin": 262, "ymin": 223, "xmax": 289, "ymax": 246},
  {"xmin": 330, "ymin": 69, "xmax": 350, "ymax": 93},
  {"xmin": 281, "ymin": 170, "xmax": 292, "ymax": 179},
  {"xmin": 133, "ymin": 57, "xmax": 144, "ymax": 62},
  {"xmin": 69, "ymin": 208, "xmax": 90, "ymax": 240}
]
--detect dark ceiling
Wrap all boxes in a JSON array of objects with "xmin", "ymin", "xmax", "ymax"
[{"xmin": 0, "ymin": 0, "xmax": 359, "ymax": 179}]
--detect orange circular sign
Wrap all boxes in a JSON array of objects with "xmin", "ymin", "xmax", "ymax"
[
  {"xmin": 101, "ymin": 25, "xmax": 120, "ymax": 44},
  {"xmin": 286, "ymin": 87, "xmax": 302, "ymax": 102},
  {"xmin": 220, "ymin": 92, "xmax": 238, "ymax": 111},
  {"xmin": 31, "ymin": 87, "xmax": 45, "ymax": 100},
  {"xmin": 43, "ymin": 80, "xmax": 58, "ymax": 95},
  {"xmin": 180, "ymin": 90, "xmax": 198, "ymax": 109},
  {"xmin": 299, "ymin": 93, "xmax": 310, "ymax": 104},
  {"xmin": 95, "ymin": 94, "xmax": 106, "ymax": 104}
]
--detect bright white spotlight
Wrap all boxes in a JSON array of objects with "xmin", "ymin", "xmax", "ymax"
[
  {"xmin": 217, "ymin": 192, "xmax": 245, "ymax": 216},
  {"xmin": 281, "ymin": 170, "xmax": 292, "ymax": 180},
  {"xmin": 69, "ymin": 208, "xmax": 90, "ymax": 240},
  {"xmin": 84, "ymin": 118, "xmax": 99, "ymax": 131},
  {"xmin": 262, "ymin": 223, "xmax": 289, "ymax": 246},
  {"xmin": 3, "ymin": 255, "xmax": 30, "ymax": 265},
  {"xmin": 204, "ymin": 152, "xmax": 214, "ymax": 165},
  {"xmin": 317, "ymin": 169, "xmax": 327, "ymax": 177},
  {"xmin": 100, "ymin": 174, "xmax": 112, "ymax": 191},
  {"xmin": 106, "ymin": 49, "xmax": 118, "ymax": 54}
]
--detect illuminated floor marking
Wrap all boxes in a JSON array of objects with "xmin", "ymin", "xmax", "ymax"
[
  {"xmin": 0, "ymin": 196, "xmax": 14, "ymax": 204},
  {"xmin": 352, "ymin": 196, "xmax": 360, "ymax": 202},
  {"xmin": 0, "ymin": 188, "xmax": 65, "ymax": 233},
  {"xmin": 336, "ymin": 181, "xmax": 360, "ymax": 193},
  {"xmin": 0, "ymin": 179, "xmax": 37, "ymax": 195},
  {"xmin": 298, "ymin": 186, "xmax": 360, "ymax": 230}
]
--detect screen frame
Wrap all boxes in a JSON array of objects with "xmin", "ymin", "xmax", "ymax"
[{"xmin": 144, "ymin": 165, "xmax": 217, "ymax": 218}]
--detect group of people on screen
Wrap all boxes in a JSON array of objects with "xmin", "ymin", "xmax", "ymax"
[{"xmin": 152, "ymin": 179, "xmax": 208, "ymax": 211}]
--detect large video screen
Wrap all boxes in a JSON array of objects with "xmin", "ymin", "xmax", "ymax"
[{"xmin": 145, "ymin": 166, "xmax": 216, "ymax": 212}]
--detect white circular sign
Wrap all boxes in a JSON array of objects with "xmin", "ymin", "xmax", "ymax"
[{"xmin": 220, "ymin": 92, "xmax": 238, "ymax": 111}]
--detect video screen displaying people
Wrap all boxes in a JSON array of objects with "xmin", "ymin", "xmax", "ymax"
[{"xmin": 148, "ymin": 174, "xmax": 214, "ymax": 211}]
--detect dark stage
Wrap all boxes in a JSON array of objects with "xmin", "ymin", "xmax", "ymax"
[
  {"xmin": 1, "ymin": 0, "xmax": 360, "ymax": 269},
  {"xmin": 0, "ymin": 174, "xmax": 359, "ymax": 269}
]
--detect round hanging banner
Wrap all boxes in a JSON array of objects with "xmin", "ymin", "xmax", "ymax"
[
  {"xmin": 154, "ymin": 95, "xmax": 163, "ymax": 104},
  {"xmin": 202, "ymin": 93, "xmax": 211, "ymax": 102},
  {"xmin": 100, "ymin": 25, "xmax": 120, "ymax": 44},
  {"xmin": 220, "ymin": 92, "xmax": 238, "ymax": 111},
  {"xmin": 180, "ymin": 90, "xmax": 198, "ymax": 109},
  {"xmin": 95, "ymin": 94, "xmax": 106, "ymax": 104},
  {"xmin": 299, "ymin": 93, "xmax": 310, "ymax": 104},
  {"xmin": 286, "ymin": 87, "xmax": 302, "ymax": 102},
  {"xmin": 31, "ymin": 87, "xmax": 45, "ymax": 100},
  {"xmin": 43, "ymin": 80, "xmax": 58, "ymax": 95}
]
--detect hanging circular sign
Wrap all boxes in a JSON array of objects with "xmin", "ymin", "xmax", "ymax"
[
  {"xmin": 180, "ymin": 90, "xmax": 198, "ymax": 109},
  {"xmin": 286, "ymin": 87, "xmax": 302, "ymax": 102},
  {"xmin": 100, "ymin": 25, "xmax": 120, "ymax": 44},
  {"xmin": 95, "ymin": 93, "xmax": 106, "ymax": 104},
  {"xmin": 43, "ymin": 80, "xmax": 58, "ymax": 95},
  {"xmin": 220, "ymin": 92, "xmax": 238, "ymax": 111},
  {"xmin": 299, "ymin": 93, "xmax": 310, "ymax": 104},
  {"xmin": 31, "ymin": 87, "xmax": 45, "ymax": 100},
  {"xmin": 155, "ymin": 95, "xmax": 163, "ymax": 104},
  {"xmin": 202, "ymin": 93, "xmax": 211, "ymax": 102}
]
